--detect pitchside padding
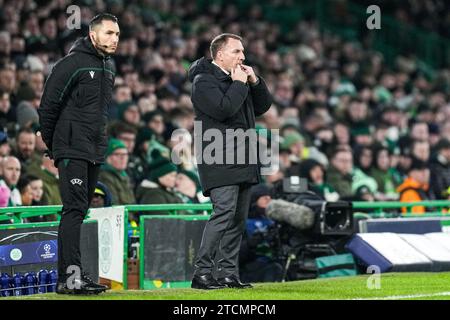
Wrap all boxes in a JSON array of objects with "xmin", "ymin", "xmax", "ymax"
[
  {"xmin": 0, "ymin": 221, "xmax": 99, "ymax": 280},
  {"xmin": 358, "ymin": 217, "xmax": 450, "ymax": 234}
]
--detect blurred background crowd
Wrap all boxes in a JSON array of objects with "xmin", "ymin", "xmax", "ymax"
[{"xmin": 0, "ymin": 0, "xmax": 449, "ymax": 226}]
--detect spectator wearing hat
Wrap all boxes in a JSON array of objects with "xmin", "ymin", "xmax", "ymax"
[
  {"xmin": 354, "ymin": 185, "xmax": 376, "ymax": 202},
  {"xmin": 110, "ymin": 121, "xmax": 144, "ymax": 190},
  {"xmin": 430, "ymin": 139, "xmax": 450, "ymax": 199},
  {"xmin": 117, "ymin": 101, "xmax": 141, "ymax": 129},
  {"xmin": 281, "ymin": 131, "xmax": 328, "ymax": 168},
  {"xmin": 298, "ymin": 159, "xmax": 339, "ymax": 201},
  {"xmin": 351, "ymin": 126, "xmax": 373, "ymax": 147},
  {"xmin": 90, "ymin": 181, "xmax": 113, "ymax": 208},
  {"xmin": 156, "ymin": 87, "xmax": 178, "ymax": 113},
  {"xmin": 397, "ymin": 158, "xmax": 434, "ymax": 214},
  {"xmin": 98, "ymin": 138, "xmax": 136, "ymax": 205},
  {"xmin": 135, "ymin": 149, "xmax": 183, "ymax": 216},
  {"xmin": 175, "ymin": 168, "xmax": 207, "ymax": 204},
  {"xmin": 15, "ymin": 81, "xmax": 40, "ymax": 129}
]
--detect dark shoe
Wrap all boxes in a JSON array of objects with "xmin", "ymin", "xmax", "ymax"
[
  {"xmin": 191, "ymin": 274, "xmax": 227, "ymax": 290},
  {"xmin": 55, "ymin": 274, "xmax": 107, "ymax": 295},
  {"xmin": 56, "ymin": 281, "xmax": 76, "ymax": 295},
  {"xmin": 81, "ymin": 273, "xmax": 109, "ymax": 292},
  {"xmin": 217, "ymin": 275, "xmax": 253, "ymax": 289}
]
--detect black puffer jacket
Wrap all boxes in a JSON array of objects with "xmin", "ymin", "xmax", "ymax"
[
  {"xmin": 38, "ymin": 36, "xmax": 115, "ymax": 165},
  {"xmin": 188, "ymin": 57, "xmax": 272, "ymax": 196}
]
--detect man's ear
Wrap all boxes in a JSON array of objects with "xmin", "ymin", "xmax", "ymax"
[
  {"xmin": 216, "ymin": 50, "xmax": 223, "ymax": 62},
  {"xmin": 89, "ymin": 30, "xmax": 96, "ymax": 43}
]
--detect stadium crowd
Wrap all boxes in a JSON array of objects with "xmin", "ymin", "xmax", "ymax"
[{"xmin": 0, "ymin": 0, "xmax": 449, "ymax": 227}]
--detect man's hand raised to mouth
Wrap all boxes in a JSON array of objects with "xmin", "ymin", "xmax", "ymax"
[
  {"xmin": 231, "ymin": 65, "xmax": 248, "ymax": 83},
  {"xmin": 240, "ymin": 65, "xmax": 258, "ymax": 84}
]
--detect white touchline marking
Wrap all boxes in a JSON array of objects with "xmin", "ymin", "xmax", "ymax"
[{"xmin": 352, "ymin": 291, "xmax": 450, "ymax": 300}]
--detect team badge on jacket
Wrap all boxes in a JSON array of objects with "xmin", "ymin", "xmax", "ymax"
[{"xmin": 70, "ymin": 179, "xmax": 83, "ymax": 186}]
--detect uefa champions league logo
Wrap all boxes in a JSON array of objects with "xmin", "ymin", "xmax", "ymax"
[
  {"xmin": 44, "ymin": 244, "xmax": 51, "ymax": 255},
  {"xmin": 40, "ymin": 243, "xmax": 56, "ymax": 260}
]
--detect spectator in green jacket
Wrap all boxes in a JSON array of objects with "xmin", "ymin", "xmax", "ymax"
[
  {"xmin": 98, "ymin": 138, "xmax": 136, "ymax": 205},
  {"xmin": 27, "ymin": 153, "xmax": 61, "ymax": 206}
]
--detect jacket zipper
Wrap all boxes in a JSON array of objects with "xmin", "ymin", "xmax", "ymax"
[{"xmin": 93, "ymin": 57, "xmax": 106, "ymax": 166}]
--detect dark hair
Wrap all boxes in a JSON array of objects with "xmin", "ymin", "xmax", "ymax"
[
  {"xmin": 210, "ymin": 33, "xmax": 242, "ymax": 59},
  {"xmin": 169, "ymin": 107, "xmax": 194, "ymax": 120},
  {"xmin": 16, "ymin": 127, "xmax": 34, "ymax": 139},
  {"xmin": 0, "ymin": 88, "xmax": 9, "ymax": 97},
  {"xmin": 331, "ymin": 145, "xmax": 352, "ymax": 159},
  {"xmin": 111, "ymin": 121, "xmax": 137, "ymax": 137},
  {"xmin": 408, "ymin": 157, "xmax": 428, "ymax": 172},
  {"xmin": 113, "ymin": 84, "xmax": 130, "ymax": 93},
  {"xmin": 89, "ymin": 13, "xmax": 118, "ymax": 31},
  {"xmin": 17, "ymin": 174, "xmax": 40, "ymax": 193}
]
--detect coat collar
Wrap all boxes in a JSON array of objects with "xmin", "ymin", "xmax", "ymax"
[{"xmin": 210, "ymin": 60, "xmax": 232, "ymax": 81}]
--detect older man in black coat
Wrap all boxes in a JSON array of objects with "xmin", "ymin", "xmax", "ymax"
[{"xmin": 188, "ymin": 33, "xmax": 273, "ymax": 289}]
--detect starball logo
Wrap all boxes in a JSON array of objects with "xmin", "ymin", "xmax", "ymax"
[{"xmin": 40, "ymin": 243, "xmax": 56, "ymax": 260}]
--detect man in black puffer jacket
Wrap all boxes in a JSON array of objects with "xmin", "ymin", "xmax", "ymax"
[
  {"xmin": 188, "ymin": 33, "xmax": 272, "ymax": 290},
  {"xmin": 38, "ymin": 13, "xmax": 119, "ymax": 295}
]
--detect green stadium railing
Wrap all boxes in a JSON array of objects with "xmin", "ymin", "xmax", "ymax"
[
  {"xmin": 0, "ymin": 206, "xmax": 62, "ymax": 224},
  {"xmin": 2, "ymin": 201, "xmax": 450, "ymax": 223},
  {"xmin": 2, "ymin": 200, "xmax": 450, "ymax": 290},
  {"xmin": 352, "ymin": 200, "xmax": 450, "ymax": 218}
]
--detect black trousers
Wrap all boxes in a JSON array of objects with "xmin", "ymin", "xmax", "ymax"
[
  {"xmin": 194, "ymin": 183, "xmax": 252, "ymax": 278},
  {"xmin": 57, "ymin": 159, "xmax": 100, "ymax": 279}
]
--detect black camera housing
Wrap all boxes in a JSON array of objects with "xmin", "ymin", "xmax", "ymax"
[{"xmin": 281, "ymin": 177, "xmax": 354, "ymax": 236}]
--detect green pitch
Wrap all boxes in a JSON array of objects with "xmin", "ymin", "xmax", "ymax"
[{"xmin": 6, "ymin": 272, "xmax": 450, "ymax": 300}]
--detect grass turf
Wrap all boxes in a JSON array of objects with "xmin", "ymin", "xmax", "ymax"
[{"xmin": 5, "ymin": 272, "xmax": 450, "ymax": 300}]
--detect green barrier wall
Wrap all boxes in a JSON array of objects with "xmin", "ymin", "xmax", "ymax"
[{"xmin": 2, "ymin": 201, "xmax": 450, "ymax": 290}]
